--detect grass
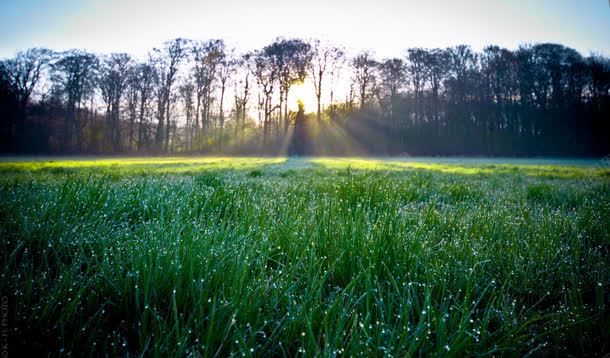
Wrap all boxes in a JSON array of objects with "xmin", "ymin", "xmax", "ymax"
[{"xmin": 1, "ymin": 157, "xmax": 609, "ymax": 356}]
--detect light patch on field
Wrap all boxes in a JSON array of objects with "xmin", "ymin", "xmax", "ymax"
[
  {"xmin": 0, "ymin": 156, "xmax": 608, "ymax": 179},
  {"xmin": 0, "ymin": 157, "xmax": 286, "ymax": 172},
  {"xmin": 309, "ymin": 157, "xmax": 609, "ymax": 179}
]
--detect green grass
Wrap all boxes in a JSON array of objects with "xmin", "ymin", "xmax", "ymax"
[{"xmin": 1, "ymin": 157, "xmax": 609, "ymax": 356}]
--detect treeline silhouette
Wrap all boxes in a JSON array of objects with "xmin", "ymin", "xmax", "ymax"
[{"xmin": 1, "ymin": 39, "xmax": 609, "ymax": 156}]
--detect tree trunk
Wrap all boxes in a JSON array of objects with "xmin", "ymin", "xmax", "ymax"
[{"xmin": 218, "ymin": 83, "xmax": 226, "ymax": 151}]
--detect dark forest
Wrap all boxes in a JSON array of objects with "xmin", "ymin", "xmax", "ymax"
[{"xmin": 1, "ymin": 39, "xmax": 609, "ymax": 156}]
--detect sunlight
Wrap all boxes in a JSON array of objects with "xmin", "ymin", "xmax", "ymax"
[
  {"xmin": 1, "ymin": 157, "xmax": 605, "ymax": 179},
  {"xmin": 288, "ymin": 80, "xmax": 317, "ymax": 112}
]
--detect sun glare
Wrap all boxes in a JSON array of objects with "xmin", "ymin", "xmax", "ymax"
[{"xmin": 288, "ymin": 80, "xmax": 316, "ymax": 112}]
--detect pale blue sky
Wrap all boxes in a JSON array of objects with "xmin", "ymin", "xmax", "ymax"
[{"xmin": 1, "ymin": 0, "xmax": 609, "ymax": 59}]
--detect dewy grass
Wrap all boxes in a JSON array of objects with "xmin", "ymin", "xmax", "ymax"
[{"xmin": 1, "ymin": 157, "xmax": 608, "ymax": 356}]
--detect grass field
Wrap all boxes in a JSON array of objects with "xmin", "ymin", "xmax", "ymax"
[{"xmin": 1, "ymin": 157, "xmax": 609, "ymax": 356}]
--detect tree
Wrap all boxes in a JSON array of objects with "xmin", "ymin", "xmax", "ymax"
[
  {"xmin": 423, "ymin": 49, "xmax": 449, "ymax": 101},
  {"xmin": 1, "ymin": 40, "xmax": 609, "ymax": 157},
  {"xmin": 51, "ymin": 50, "xmax": 98, "ymax": 151},
  {"xmin": 233, "ymin": 54, "xmax": 252, "ymax": 145},
  {"xmin": 0, "ymin": 61, "xmax": 19, "ymax": 151},
  {"xmin": 352, "ymin": 52, "xmax": 378, "ymax": 110},
  {"xmin": 125, "ymin": 67, "xmax": 139, "ymax": 151},
  {"xmin": 129, "ymin": 59, "xmax": 157, "ymax": 151},
  {"xmin": 249, "ymin": 48, "xmax": 279, "ymax": 145},
  {"xmin": 445, "ymin": 45, "xmax": 478, "ymax": 103},
  {"xmin": 532, "ymin": 44, "xmax": 582, "ymax": 110},
  {"xmin": 587, "ymin": 55, "xmax": 610, "ymax": 105},
  {"xmin": 99, "ymin": 53, "xmax": 132, "ymax": 151},
  {"xmin": 266, "ymin": 38, "xmax": 312, "ymax": 131},
  {"xmin": 423, "ymin": 49, "xmax": 450, "ymax": 132},
  {"xmin": 289, "ymin": 100, "xmax": 307, "ymax": 155},
  {"xmin": 191, "ymin": 39, "xmax": 224, "ymax": 148},
  {"xmin": 379, "ymin": 58, "xmax": 407, "ymax": 119},
  {"xmin": 1, "ymin": 48, "xmax": 53, "ymax": 149},
  {"xmin": 178, "ymin": 81, "xmax": 195, "ymax": 151},
  {"xmin": 217, "ymin": 50, "xmax": 236, "ymax": 149},
  {"xmin": 308, "ymin": 40, "xmax": 344, "ymax": 121},
  {"xmin": 153, "ymin": 38, "xmax": 188, "ymax": 152},
  {"xmin": 480, "ymin": 46, "xmax": 517, "ymax": 137},
  {"xmin": 406, "ymin": 48, "xmax": 429, "ymax": 113}
]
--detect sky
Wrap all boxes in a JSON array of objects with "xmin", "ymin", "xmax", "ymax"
[{"xmin": 1, "ymin": 0, "xmax": 609, "ymax": 60}]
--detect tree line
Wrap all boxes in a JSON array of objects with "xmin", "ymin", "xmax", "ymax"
[{"xmin": 1, "ymin": 38, "xmax": 609, "ymax": 156}]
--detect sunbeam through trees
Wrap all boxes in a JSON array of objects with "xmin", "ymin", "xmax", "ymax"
[{"xmin": 1, "ymin": 40, "xmax": 609, "ymax": 156}]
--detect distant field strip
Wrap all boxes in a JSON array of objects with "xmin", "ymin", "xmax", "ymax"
[{"xmin": 0, "ymin": 156, "xmax": 608, "ymax": 178}]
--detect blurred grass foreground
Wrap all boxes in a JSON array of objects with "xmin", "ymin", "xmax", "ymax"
[{"xmin": 1, "ymin": 156, "xmax": 609, "ymax": 356}]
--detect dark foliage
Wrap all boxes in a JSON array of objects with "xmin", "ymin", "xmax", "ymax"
[{"xmin": 1, "ymin": 42, "xmax": 608, "ymax": 156}]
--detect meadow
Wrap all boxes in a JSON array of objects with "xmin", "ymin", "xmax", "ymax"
[{"xmin": 1, "ymin": 157, "xmax": 609, "ymax": 356}]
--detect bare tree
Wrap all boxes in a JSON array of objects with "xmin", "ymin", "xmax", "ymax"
[
  {"xmin": 481, "ymin": 45, "xmax": 516, "ymax": 133},
  {"xmin": 51, "ymin": 50, "xmax": 98, "ymax": 151},
  {"xmin": 129, "ymin": 59, "xmax": 157, "ymax": 151},
  {"xmin": 379, "ymin": 58, "xmax": 407, "ymax": 119},
  {"xmin": 249, "ymin": 49, "xmax": 279, "ymax": 145},
  {"xmin": 266, "ymin": 38, "xmax": 312, "ymax": 132},
  {"xmin": 217, "ymin": 50, "xmax": 237, "ymax": 150},
  {"xmin": 352, "ymin": 52, "xmax": 378, "ymax": 110},
  {"xmin": 423, "ymin": 49, "xmax": 450, "ymax": 132},
  {"xmin": 406, "ymin": 49, "xmax": 429, "ymax": 95},
  {"xmin": 3, "ymin": 39, "xmax": 609, "ymax": 157},
  {"xmin": 153, "ymin": 38, "xmax": 188, "ymax": 152},
  {"xmin": 99, "ymin": 53, "xmax": 132, "ymax": 152},
  {"xmin": 233, "ymin": 54, "xmax": 252, "ymax": 145},
  {"xmin": 1, "ymin": 48, "xmax": 53, "ymax": 147},
  {"xmin": 178, "ymin": 81, "xmax": 195, "ymax": 151},
  {"xmin": 191, "ymin": 39, "xmax": 224, "ymax": 149},
  {"xmin": 446, "ymin": 45, "xmax": 478, "ymax": 103},
  {"xmin": 308, "ymin": 40, "xmax": 344, "ymax": 121},
  {"xmin": 125, "ymin": 67, "xmax": 139, "ymax": 151}
]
